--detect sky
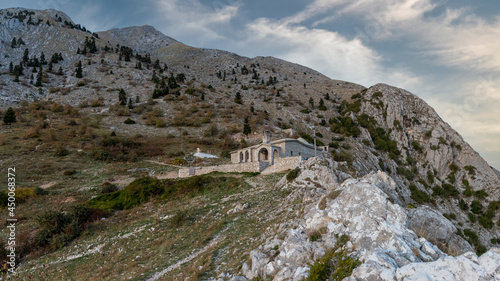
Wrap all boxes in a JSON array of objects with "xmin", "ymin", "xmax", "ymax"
[{"xmin": 1, "ymin": 0, "xmax": 499, "ymax": 169}]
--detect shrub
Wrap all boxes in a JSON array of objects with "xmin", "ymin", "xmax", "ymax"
[
  {"xmin": 463, "ymin": 229, "xmax": 486, "ymax": 256},
  {"xmin": 432, "ymin": 183, "xmax": 459, "ymax": 198},
  {"xmin": 172, "ymin": 158, "xmax": 187, "ymax": 166},
  {"xmin": 464, "ymin": 165, "xmax": 476, "ymax": 175},
  {"xmin": 171, "ymin": 209, "xmax": 192, "ymax": 227},
  {"xmin": 468, "ymin": 212, "xmax": 476, "ymax": 223},
  {"xmin": 306, "ymin": 237, "xmax": 361, "ymax": 281},
  {"xmin": 412, "ymin": 141, "xmax": 423, "ymax": 153},
  {"xmin": 410, "ymin": 185, "xmax": 431, "ymax": 204},
  {"xmin": 332, "ymin": 150, "xmax": 354, "ymax": 164},
  {"xmin": 478, "ymin": 216, "xmax": 494, "ymax": 229},
  {"xmin": 100, "ymin": 182, "xmax": 119, "ymax": 194},
  {"xmin": 15, "ymin": 187, "xmax": 37, "ymax": 203},
  {"xmin": 124, "ymin": 118, "xmax": 136, "ymax": 124},
  {"xmin": 309, "ymin": 231, "xmax": 322, "ymax": 242},
  {"xmin": 474, "ymin": 190, "xmax": 488, "ymax": 200},
  {"xmin": 470, "ymin": 200, "xmax": 483, "ymax": 214},
  {"xmin": 287, "ymin": 167, "xmax": 300, "ymax": 182},
  {"xmin": 63, "ymin": 169, "xmax": 76, "ymax": 176},
  {"xmin": 459, "ymin": 199, "xmax": 469, "ymax": 211}
]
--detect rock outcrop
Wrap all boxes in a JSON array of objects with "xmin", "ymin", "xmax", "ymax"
[{"xmin": 243, "ymin": 159, "xmax": 500, "ymax": 280}]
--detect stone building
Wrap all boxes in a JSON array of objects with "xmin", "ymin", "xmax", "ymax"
[{"xmin": 230, "ymin": 131, "xmax": 325, "ymax": 166}]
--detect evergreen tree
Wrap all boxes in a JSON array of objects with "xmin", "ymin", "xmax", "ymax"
[
  {"xmin": 23, "ymin": 48, "xmax": 29, "ymax": 64},
  {"xmin": 9, "ymin": 62, "xmax": 13, "ymax": 74},
  {"xmin": 3, "ymin": 107, "xmax": 17, "ymax": 125},
  {"xmin": 35, "ymin": 65, "xmax": 43, "ymax": 87},
  {"xmin": 309, "ymin": 97, "xmax": 314, "ymax": 108},
  {"xmin": 40, "ymin": 52, "xmax": 47, "ymax": 65},
  {"xmin": 243, "ymin": 118, "xmax": 251, "ymax": 136},
  {"xmin": 48, "ymin": 61, "xmax": 53, "ymax": 72},
  {"xmin": 128, "ymin": 98, "xmax": 133, "ymax": 109},
  {"xmin": 75, "ymin": 61, "xmax": 83, "ymax": 78},
  {"xmin": 136, "ymin": 96, "xmax": 140, "ymax": 103},
  {"xmin": 77, "ymin": 47, "xmax": 80, "ymax": 54},
  {"xmin": 325, "ymin": 93, "xmax": 330, "ymax": 100},
  {"xmin": 234, "ymin": 92, "xmax": 242, "ymax": 104},
  {"xmin": 201, "ymin": 92, "xmax": 205, "ymax": 101},
  {"xmin": 57, "ymin": 66, "xmax": 63, "ymax": 75},
  {"xmin": 319, "ymin": 98, "xmax": 327, "ymax": 110},
  {"xmin": 11, "ymin": 37, "xmax": 17, "ymax": 48},
  {"xmin": 14, "ymin": 73, "xmax": 20, "ymax": 82},
  {"xmin": 118, "ymin": 88, "xmax": 127, "ymax": 106}
]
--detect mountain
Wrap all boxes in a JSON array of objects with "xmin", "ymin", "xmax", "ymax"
[{"xmin": 0, "ymin": 8, "xmax": 499, "ymax": 280}]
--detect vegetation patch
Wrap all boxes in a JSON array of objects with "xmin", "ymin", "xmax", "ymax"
[{"xmin": 305, "ymin": 235, "xmax": 361, "ymax": 281}]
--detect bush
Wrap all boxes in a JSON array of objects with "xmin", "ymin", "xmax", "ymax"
[
  {"xmin": 468, "ymin": 212, "xmax": 476, "ymax": 223},
  {"xmin": 459, "ymin": 199, "xmax": 469, "ymax": 211},
  {"xmin": 100, "ymin": 182, "xmax": 119, "ymax": 194},
  {"xmin": 463, "ymin": 229, "xmax": 487, "ymax": 256},
  {"xmin": 171, "ymin": 209, "xmax": 192, "ymax": 227},
  {"xmin": 474, "ymin": 190, "xmax": 488, "ymax": 199},
  {"xmin": 306, "ymin": 237, "xmax": 361, "ymax": 281},
  {"xmin": 432, "ymin": 183, "xmax": 459, "ymax": 198},
  {"xmin": 470, "ymin": 200, "xmax": 483, "ymax": 214},
  {"xmin": 34, "ymin": 206, "xmax": 105, "ymax": 251},
  {"xmin": 124, "ymin": 118, "xmax": 136, "ymax": 124},
  {"xmin": 412, "ymin": 141, "xmax": 423, "ymax": 153},
  {"xmin": 332, "ymin": 150, "xmax": 354, "ymax": 164},
  {"xmin": 478, "ymin": 216, "xmax": 494, "ymax": 229},
  {"xmin": 287, "ymin": 167, "xmax": 300, "ymax": 182},
  {"xmin": 410, "ymin": 185, "xmax": 431, "ymax": 204},
  {"xmin": 87, "ymin": 176, "xmax": 164, "ymax": 210}
]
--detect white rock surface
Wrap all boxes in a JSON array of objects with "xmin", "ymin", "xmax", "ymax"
[{"xmin": 244, "ymin": 160, "xmax": 500, "ymax": 280}]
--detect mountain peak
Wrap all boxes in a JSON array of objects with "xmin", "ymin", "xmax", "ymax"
[{"xmin": 97, "ymin": 24, "xmax": 178, "ymax": 54}]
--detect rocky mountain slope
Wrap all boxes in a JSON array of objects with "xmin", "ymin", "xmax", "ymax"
[{"xmin": 0, "ymin": 7, "xmax": 499, "ymax": 280}]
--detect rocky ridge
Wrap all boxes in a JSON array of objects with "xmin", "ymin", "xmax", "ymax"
[{"xmin": 241, "ymin": 158, "xmax": 500, "ymax": 281}]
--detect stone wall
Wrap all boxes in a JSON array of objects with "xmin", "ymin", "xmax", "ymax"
[
  {"xmin": 178, "ymin": 161, "xmax": 260, "ymax": 178},
  {"xmin": 179, "ymin": 156, "xmax": 303, "ymax": 177},
  {"xmin": 261, "ymin": 156, "xmax": 302, "ymax": 175}
]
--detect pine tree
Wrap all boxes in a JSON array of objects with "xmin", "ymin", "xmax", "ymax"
[
  {"xmin": 234, "ymin": 92, "xmax": 242, "ymax": 104},
  {"xmin": 128, "ymin": 98, "xmax": 133, "ymax": 109},
  {"xmin": 201, "ymin": 92, "xmax": 205, "ymax": 101},
  {"xmin": 136, "ymin": 96, "xmax": 140, "ymax": 103},
  {"xmin": 48, "ymin": 61, "xmax": 53, "ymax": 72},
  {"xmin": 9, "ymin": 62, "xmax": 13, "ymax": 74},
  {"xmin": 35, "ymin": 65, "xmax": 43, "ymax": 86},
  {"xmin": 325, "ymin": 93, "xmax": 330, "ymax": 100},
  {"xmin": 14, "ymin": 73, "xmax": 20, "ymax": 82},
  {"xmin": 23, "ymin": 49, "xmax": 29, "ymax": 64},
  {"xmin": 75, "ymin": 61, "xmax": 83, "ymax": 78},
  {"xmin": 40, "ymin": 52, "xmax": 47, "ymax": 65},
  {"xmin": 11, "ymin": 37, "xmax": 17, "ymax": 48},
  {"xmin": 243, "ymin": 118, "xmax": 251, "ymax": 136},
  {"xmin": 3, "ymin": 107, "xmax": 17, "ymax": 125},
  {"xmin": 309, "ymin": 97, "xmax": 314, "ymax": 108},
  {"xmin": 57, "ymin": 66, "xmax": 63, "ymax": 75},
  {"xmin": 118, "ymin": 88, "xmax": 127, "ymax": 106}
]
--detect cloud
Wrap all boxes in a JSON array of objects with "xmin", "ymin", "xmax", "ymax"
[
  {"xmin": 243, "ymin": 16, "xmax": 420, "ymax": 89},
  {"xmin": 152, "ymin": 0, "xmax": 240, "ymax": 44}
]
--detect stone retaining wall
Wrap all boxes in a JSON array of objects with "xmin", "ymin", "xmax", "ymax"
[
  {"xmin": 178, "ymin": 156, "xmax": 304, "ymax": 178},
  {"xmin": 178, "ymin": 161, "xmax": 260, "ymax": 178},
  {"xmin": 261, "ymin": 156, "xmax": 302, "ymax": 175}
]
